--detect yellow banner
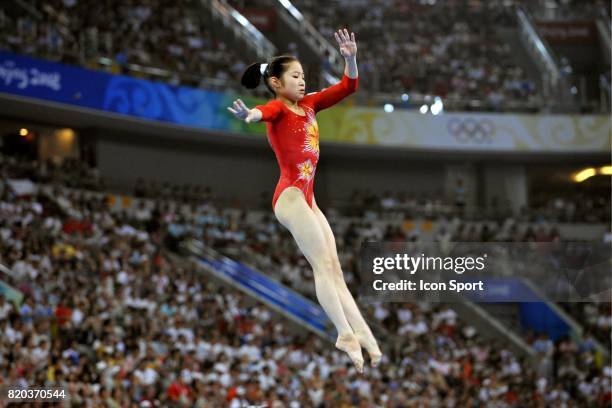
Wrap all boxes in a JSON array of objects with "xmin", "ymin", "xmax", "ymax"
[{"xmin": 315, "ymin": 107, "xmax": 611, "ymax": 152}]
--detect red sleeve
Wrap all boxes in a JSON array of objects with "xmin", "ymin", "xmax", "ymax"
[
  {"xmin": 310, "ymin": 74, "xmax": 358, "ymax": 113},
  {"xmin": 254, "ymin": 99, "xmax": 284, "ymax": 122}
]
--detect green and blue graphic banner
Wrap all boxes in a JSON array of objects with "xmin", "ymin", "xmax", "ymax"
[{"xmin": 0, "ymin": 51, "xmax": 265, "ymax": 134}]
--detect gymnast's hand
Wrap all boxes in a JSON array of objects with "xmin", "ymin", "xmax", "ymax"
[
  {"xmin": 334, "ymin": 28, "xmax": 357, "ymax": 59},
  {"xmin": 227, "ymin": 98, "xmax": 258, "ymax": 123}
]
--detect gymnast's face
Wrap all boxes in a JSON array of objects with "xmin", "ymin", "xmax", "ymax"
[{"xmin": 271, "ymin": 61, "xmax": 305, "ymax": 102}]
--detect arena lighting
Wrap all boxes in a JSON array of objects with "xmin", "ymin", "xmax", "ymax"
[
  {"xmin": 384, "ymin": 103, "xmax": 394, "ymax": 113},
  {"xmin": 19, "ymin": 128, "xmax": 28, "ymax": 136},
  {"xmin": 232, "ymin": 12, "xmax": 250, "ymax": 28},
  {"xmin": 279, "ymin": 0, "xmax": 304, "ymax": 21},
  {"xmin": 572, "ymin": 166, "xmax": 612, "ymax": 182},
  {"xmin": 419, "ymin": 104, "xmax": 429, "ymax": 114},
  {"xmin": 599, "ymin": 165, "xmax": 612, "ymax": 175},
  {"xmin": 431, "ymin": 97, "xmax": 444, "ymax": 115},
  {"xmin": 572, "ymin": 168, "xmax": 597, "ymax": 182},
  {"xmin": 57, "ymin": 128, "xmax": 75, "ymax": 142}
]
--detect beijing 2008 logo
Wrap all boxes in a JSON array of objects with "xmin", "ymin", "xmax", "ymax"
[{"xmin": 447, "ymin": 118, "xmax": 495, "ymax": 144}]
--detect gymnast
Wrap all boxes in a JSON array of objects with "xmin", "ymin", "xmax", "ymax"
[{"xmin": 228, "ymin": 29, "xmax": 382, "ymax": 373}]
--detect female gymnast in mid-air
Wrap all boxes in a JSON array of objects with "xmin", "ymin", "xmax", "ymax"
[{"xmin": 228, "ymin": 29, "xmax": 382, "ymax": 373}]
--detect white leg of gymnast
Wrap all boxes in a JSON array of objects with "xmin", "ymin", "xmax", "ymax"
[
  {"xmin": 311, "ymin": 196, "xmax": 383, "ymax": 367},
  {"xmin": 274, "ymin": 186, "xmax": 364, "ymax": 373}
]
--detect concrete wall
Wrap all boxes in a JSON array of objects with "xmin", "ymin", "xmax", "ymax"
[{"xmin": 96, "ymin": 135, "xmax": 447, "ymax": 208}]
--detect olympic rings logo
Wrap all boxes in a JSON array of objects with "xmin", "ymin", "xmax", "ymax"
[{"xmin": 447, "ymin": 118, "xmax": 495, "ymax": 144}]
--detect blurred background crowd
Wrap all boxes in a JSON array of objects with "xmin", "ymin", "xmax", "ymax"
[{"xmin": 0, "ymin": 153, "xmax": 610, "ymax": 406}]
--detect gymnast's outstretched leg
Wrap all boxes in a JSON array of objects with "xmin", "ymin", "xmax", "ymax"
[
  {"xmin": 312, "ymin": 196, "xmax": 383, "ymax": 367},
  {"xmin": 274, "ymin": 187, "xmax": 364, "ymax": 372}
]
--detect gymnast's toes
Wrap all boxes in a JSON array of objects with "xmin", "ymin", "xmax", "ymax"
[{"xmin": 335, "ymin": 332, "xmax": 364, "ymax": 373}]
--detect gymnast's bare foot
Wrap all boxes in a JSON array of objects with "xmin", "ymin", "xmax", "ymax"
[
  {"xmin": 335, "ymin": 332, "xmax": 364, "ymax": 373},
  {"xmin": 354, "ymin": 329, "xmax": 383, "ymax": 367}
]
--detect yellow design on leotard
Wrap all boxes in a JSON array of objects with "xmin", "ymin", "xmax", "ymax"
[{"xmin": 302, "ymin": 114, "xmax": 319, "ymax": 157}]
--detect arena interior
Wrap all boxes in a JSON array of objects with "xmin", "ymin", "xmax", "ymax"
[{"xmin": 0, "ymin": 0, "xmax": 611, "ymax": 407}]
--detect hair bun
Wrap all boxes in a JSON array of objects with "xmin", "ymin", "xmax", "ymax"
[{"xmin": 240, "ymin": 62, "xmax": 263, "ymax": 89}]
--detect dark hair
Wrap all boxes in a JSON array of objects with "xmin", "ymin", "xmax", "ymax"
[{"xmin": 240, "ymin": 55, "xmax": 299, "ymax": 97}]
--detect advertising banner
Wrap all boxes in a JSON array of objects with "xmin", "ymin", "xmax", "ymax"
[{"xmin": 1, "ymin": 51, "xmax": 609, "ymax": 152}]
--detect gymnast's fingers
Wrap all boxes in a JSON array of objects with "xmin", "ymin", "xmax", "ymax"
[
  {"xmin": 341, "ymin": 29, "xmax": 349, "ymax": 42},
  {"xmin": 334, "ymin": 31, "xmax": 342, "ymax": 45}
]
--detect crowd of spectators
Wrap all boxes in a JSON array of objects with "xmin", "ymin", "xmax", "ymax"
[
  {"xmin": 162, "ymin": 186, "xmax": 606, "ymax": 306},
  {"xmin": 290, "ymin": 0, "xmax": 539, "ymax": 111},
  {"xmin": 4, "ymin": 155, "xmax": 105, "ymax": 192},
  {"xmin": 0, "ymin": 0, "xmax": 263, "ymax": 94},
  {"xmin": 1, "ymin": 152, "xmax": 610, "ymax": 405},
  {"xmin": 529, "ymin": 189, "xmax": 611, "ymax": 224},
  {"xmin": 2, "ymin": 0, "xmax": 610, "ymax": 112},
  {"xmin": 525, "ymin": 0, "xmax": 611, "ymax": 20},
  {"xmin": 315, "ymin": 187, "xmax": 611, "ymax": 224},
  {"xmin": 561, "ymin": 303, "xmax": 612, "ymax": 352}
]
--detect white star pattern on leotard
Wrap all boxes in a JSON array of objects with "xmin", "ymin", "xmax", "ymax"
[{"xmin": 296, "ymin": 159, "xmax": 315, "ymax": 181}]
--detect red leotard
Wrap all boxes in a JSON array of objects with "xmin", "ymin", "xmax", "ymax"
[{"xmin": 255, "ymin": 74, "xmax": 358, "ymax": 211}]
